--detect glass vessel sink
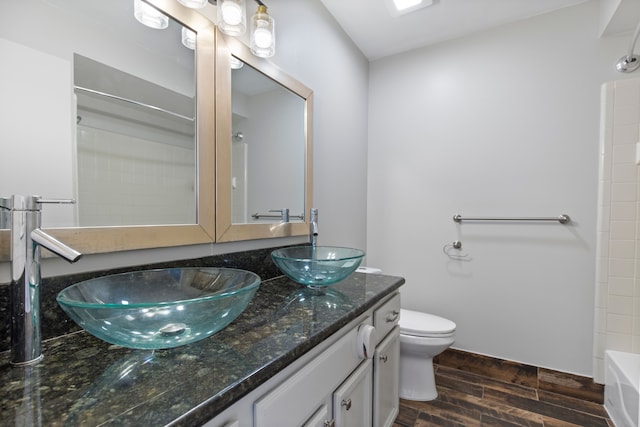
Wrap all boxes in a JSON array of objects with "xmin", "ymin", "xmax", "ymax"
[
  {"xmin": 57, "ymin": 267, "xmax": 260, "ymax": 349},
  {"xmin": 271, "ymin": 246, "xmax": 365, "ymax": 288}
]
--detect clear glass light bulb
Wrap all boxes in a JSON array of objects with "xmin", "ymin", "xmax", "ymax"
[
  {"xmin": 250, "ymin": 5, "xmax": 274, "ymax": 58},
  {"xmin": 253, "ymin": 26, "xmax": 272, "ymax": 49},
  {"xmin": 221, "ymin": 2, "xmax": 242, "ymax": 25}
]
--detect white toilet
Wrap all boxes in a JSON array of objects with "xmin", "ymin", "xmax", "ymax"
[{"xmin": 399, "ymin": 308, "xmax": 456, "ymax": 401}]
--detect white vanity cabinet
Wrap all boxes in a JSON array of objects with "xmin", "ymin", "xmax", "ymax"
[
  {"xmin": 205, "ymin": 292, "xmax": 401, "ymax": 427},
  {"xmin": 296, "ymin": 360, "xmax": 375, "ymax": 427},
  {"xmin": 253, "ymin": 316, "xmax": 374, "ymax": 427},
  {"xmin": 373, "ymin": 294, "xmax": 401, "ymax": 427}
]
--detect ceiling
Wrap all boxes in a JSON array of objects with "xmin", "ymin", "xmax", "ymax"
[{"xmin": 317, "ymin": 0, "xmax": 612, "ymax": 61}]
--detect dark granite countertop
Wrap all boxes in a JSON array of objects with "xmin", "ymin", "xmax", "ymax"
[{"xmin": 0, "ymin": 272, "xmax": 403, "ymax": 426}]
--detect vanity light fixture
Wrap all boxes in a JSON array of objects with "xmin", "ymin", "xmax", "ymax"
[
  {"xmin": 181, "ymin": 27, "xmax": 196, "ymax": 49},
  {"xmin": 250, "ymin": 3, "xmax": 275, "ymax": 58},
  {"xmin": 177, "ymin": 0, "xmax": 208, "ymax": 8},
  {"xmin": 217, "ymin": 0, "xmax": 247, "ymax": 36},
  {"xmin": 133, "ymin": 0, "xmax": 169, "ymax": 29}
]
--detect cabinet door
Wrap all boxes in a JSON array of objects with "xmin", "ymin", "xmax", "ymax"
[
  {"xmin": 333, "ymin": 359, "xmax": 372, "ymax": 427},
  {"xmin": 374, "ymin": 326, "xmax": 399, "ymax": 427},
  {"xmin": 303, "ymin": 403, "xmax": 330, "ymax": 427}
]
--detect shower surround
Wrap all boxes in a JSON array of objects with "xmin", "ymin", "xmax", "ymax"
[{"xmin": 594, "ymin": 77, "xmax": 640, "ymax": 383}]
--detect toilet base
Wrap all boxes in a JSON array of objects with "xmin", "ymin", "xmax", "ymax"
[{"xmin": 399, "ymin": 354, "xmax": 438, "ymax": 401}]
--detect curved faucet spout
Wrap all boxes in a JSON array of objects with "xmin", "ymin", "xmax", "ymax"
[{"xmin": 31, "ymin": 229, "xmax": 82, "ymax": 262}]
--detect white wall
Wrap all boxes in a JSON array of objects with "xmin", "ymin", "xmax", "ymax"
[
  {"xmin": 266, "ymin": 0, "xmax": 370, "ymax": 250},
  {"xmin": 0, "ymin": 39, "xmax": 75, "ymax": 227},
  {"xmin": 367, "ymin": 1, "xmax": 630, "ymax": 376},
  {"xmin": 0, "ymin": 0, "xmax": 195, "ymax": 97},
  {"xmin": 0, "ymin": 0, "xmax": 369, "ymax": 280}
]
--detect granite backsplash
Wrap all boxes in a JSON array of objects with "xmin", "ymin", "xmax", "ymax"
[{"xmin": 0, "ymin": 245, "xmax": 288, "ymax": 355}]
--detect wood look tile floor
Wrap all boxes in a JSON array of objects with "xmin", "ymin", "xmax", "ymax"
[{"xmin": 394, "ymin": 365, "xmax": 613, "ymax": 427}]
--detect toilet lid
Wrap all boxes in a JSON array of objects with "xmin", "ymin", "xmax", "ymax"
[{"xmin": 400, "ymin": 309, "xmax": 456, "ymax": 337}]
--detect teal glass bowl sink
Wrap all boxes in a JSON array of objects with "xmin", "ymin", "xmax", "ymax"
[
  {"xmin": 271, "ymin": 246, "xmax": 365, "ymax": 287},
  {"xmin": 57, "ymin": 267, "xmax": 261, "ymax": 350}
]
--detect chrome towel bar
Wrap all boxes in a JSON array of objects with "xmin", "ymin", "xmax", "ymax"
[
  {"xmin": 75, "ymin": 86, "xmax": 194, "ymax": 122},
  {"xmin": 251, "ymin": 212, "xmax": 304, "ymax": 220},
  {"xmin": 453, "ymin": 214, "xmax": 571, "ymax": 224}
]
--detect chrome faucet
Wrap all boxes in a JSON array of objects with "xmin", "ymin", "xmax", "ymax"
[
  {"xmin": 309, "ymin": 208, "xmax": 318, "ymax": 246},
  {"xmin": 269, "ymin": 208, "xmax": 290, "ymax": 222},
  {"xmin": 1, "ymin": 195, "xmax": 82, "ymax": 366}
]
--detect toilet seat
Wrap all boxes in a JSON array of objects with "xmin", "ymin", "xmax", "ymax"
[{"xmin": 400, "ymin": 309, "xmax": 456, "ymax": 337}]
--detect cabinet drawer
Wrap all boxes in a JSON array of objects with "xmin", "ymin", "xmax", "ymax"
[{"xmin": 373, "ymin": 293, "xmax": 400, "ymax": 343}]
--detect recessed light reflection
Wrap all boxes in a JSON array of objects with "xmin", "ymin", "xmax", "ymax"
[{"xmin": 393, "ymin": 0, "xmax": 421, "ymax": 11}]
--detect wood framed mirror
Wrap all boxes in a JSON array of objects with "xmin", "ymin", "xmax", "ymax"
[
  {"xmin": 0, "ymin": 0, "xmax": 216, "ymax": 260},
  {"xmin": 215, "ymin": 33, "xmax": 313, "ymax": 242}
]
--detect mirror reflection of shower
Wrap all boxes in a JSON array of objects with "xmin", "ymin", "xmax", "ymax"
[
  {"xmin": 616, "ymin": 21, "xmax": 640, "ymax": 73},
  {"xmin": 230, "ymin": 55, "xmax": 306, "ymax": 226},
  {"xmin": 231, "ymin": 127, "xmax": 248, "ymax": 223}
]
